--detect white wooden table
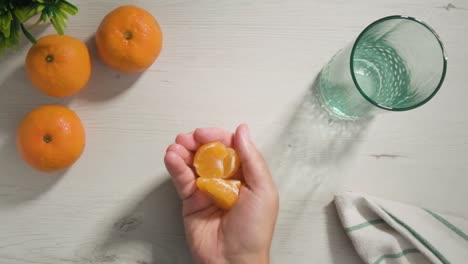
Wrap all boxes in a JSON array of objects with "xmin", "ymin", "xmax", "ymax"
[{"xmin": 1, "ymin": 0, "xmax": 467, "ymax": 263}]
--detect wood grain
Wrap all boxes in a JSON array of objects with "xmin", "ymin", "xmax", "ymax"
[{"xmin": 0, "ymin": 0, "xmax": 467, "ymax": 263}]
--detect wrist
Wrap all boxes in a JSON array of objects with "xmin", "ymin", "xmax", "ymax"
[{"xmin": 226, "ymin": 252, "xmax": 270, "ymax": 264}]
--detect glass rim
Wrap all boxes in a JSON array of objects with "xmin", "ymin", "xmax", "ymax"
[{"xmin": 350, "ymin": 15, "xmax": 448, "ymax": 112}]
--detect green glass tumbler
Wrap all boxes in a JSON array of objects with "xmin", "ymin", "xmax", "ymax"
[{"xmin": 319, "ymin": 15, "xmax": 447, "ymax": 120}]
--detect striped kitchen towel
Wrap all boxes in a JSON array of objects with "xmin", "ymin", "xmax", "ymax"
[{"xmin": 334, "ymin": 192, "xmax": 468, "ymax": 264}]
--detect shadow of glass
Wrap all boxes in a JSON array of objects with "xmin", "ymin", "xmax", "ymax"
[
  {"xmin": 79, "ymin": 36, "xmax": 143, "ymax": 102},
  {"xmin": 266, "ymin": 74, "xmax": 372, "ymax": 198},
  {"xmin": 79, "ymin": 178, "xmax": 192, "ymax": 263},
  {"xmin": 267, "ymin": 75, "xmax": 372, "ymax": 262}
]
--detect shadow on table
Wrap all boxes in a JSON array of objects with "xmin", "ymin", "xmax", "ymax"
[
  {"xmin": 82, "ymin": 177, "xmax": 192, "ymax": 264},
  {"xmin": 324, "ymin": 202, "xmax": 362, "ymax": 263},
  {"xmin": 266, "ymin": 74, "xmax": 371, "ymax": 263},
  {"xmin": 78, "ymin": 36, "xmax": 142, "ymax": 102},
  {"xmin": 1, "ymin": 23, "xmax": 49, "ymax": 62},
  {"xmin": 0, "ymin": 138, "xmax": 66, "ymax": 207},
  {"xmin": 266, "ymin": 73, "xmax": 372, "ymax": 198},
  {"xmin": 0, "ymin": 67, "xmax": 69, "ymax": 207},
  {"xmin": 0, "ymin": 35, "xmax": 144, "ymax": 205}
]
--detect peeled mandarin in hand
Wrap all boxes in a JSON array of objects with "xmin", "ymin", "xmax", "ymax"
[
  {"xmin": 196, "ymin": 178, "xmax": 241, "ymax": 210},
  {"xmin": 194, "ymin": 142, "xmax": 242, "ymax": 209},
  {"xmin": 193, "ymin": 142, "xmax": 240, "ymax": 179}
]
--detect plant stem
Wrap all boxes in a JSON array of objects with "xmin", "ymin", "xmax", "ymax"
[{"xmin": 20, "ymin": 23, "xmax": 37, "ymax": 44}]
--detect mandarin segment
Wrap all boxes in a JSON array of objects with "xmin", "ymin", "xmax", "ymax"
[
  {"xmin": 223, "ymin": 148, "xmax": 240, "ymax": 178},
  {"xmin": 193, "ymin": 142, "xmax": 240, "ymax": 179},
  {"xmin": 194, "ymin": 141, "xmax": 242, "ymax": 209},
  {"xmin": 196, "ymin": 178, "xmax": 241, "ymax": 210},
  {"xmin": 194, "ymin": 142, "xmax": 227, "ymax": 178}
]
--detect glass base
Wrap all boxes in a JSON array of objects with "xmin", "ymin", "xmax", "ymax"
[{"xmin": 317, "ymin": 70, "xmax": 371, "ymax": 120}]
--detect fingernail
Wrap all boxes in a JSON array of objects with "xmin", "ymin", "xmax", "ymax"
[
  {"xmin": 239, "ymin": 125, "xmax": 251, "ymax": 151},
  {"xmin": 242, "ymin": 124, "xmax": 250, "ymax": 140}
]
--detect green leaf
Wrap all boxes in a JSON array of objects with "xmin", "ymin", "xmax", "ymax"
[
  {"xmin": 15, "ymin": 0, "xmax": 35, "ymax": 6},
  {"xmin": 38, "ymin": 11, "xmax": 47, "ymax": 22},
  {"xmin": 0, "ymin": 19, "xmax": 21, "ymax": 55},
  {"xmin": 46, "ymin": 7, "xmax": 53, "ymax": 18},
  {"xmin": 36, "ymin": 5, "xmax": 45, "ymax": 12},
  {"xmin": 3, "ymin": 19, "xmax": 21, "ymax": 49},
  {"xmin": 14, "ymin": 5, "xmax": 38, "ymax": 22},
  {"xmin": 55, "ymin": 7, "xmax": 68, "ymax": 19},
  {"xmin": 59, "ymin": 1, "xmax": 78, "ymax": 15},
  {"xmin": 0, "ymin": 12, "xmax": 12, "ymax": 37},
  {"xmin": 50, "ymin": 16, "xmax": 64, "ymax": 35},
  {"xmin": 0, "ymin": 0, "xmax": 79, "ymax": 56}
]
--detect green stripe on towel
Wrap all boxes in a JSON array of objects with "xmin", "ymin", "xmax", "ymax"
[
  {"xmin": 373, "ymin": 248, "xmax": 420, "ymax": 264},
  {"xmin": 424, "ymin": 208, "xmax": 468, "ymax": 241},
  {"xmin": 383, "ymin": 209, "xmax": 450, "ymax": 264},
  {"xmin": 345, "ymin": 219, "xmax": 385, "ymax": 232}
]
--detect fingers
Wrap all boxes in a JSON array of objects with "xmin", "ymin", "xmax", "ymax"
[
  {"xmin": 233, "ymin": 124, "xmax": 273, "ymax": 191},
  {"xmin": 182, "ymin": 190, "xmax": 214, "ymax": 217},
  {"xmin": 164, "ymin": 151, "xmax": 197, "ymax": 200},
  {"xmin": 169, "ymin": 127, "xmax": 232, "ymax": 201},
  {"xmin": 168, "ymin": 125, "xmax": 273, "ymax": 197},
  {"xmin": 176, "ymin": 133, "xmax": 200, "ymax": 151},
  {"xmin": 194, "ymin": 128, "xmax": 233, "ymax": 146},
  {"xmin": 166, "ymin": 143, "xmax": 193, "ymax": 165},
  {"xmin": 175, "ymin": 128, "xmax": 233, "ymax": 151}
]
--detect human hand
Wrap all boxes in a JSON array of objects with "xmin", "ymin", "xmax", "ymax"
[{"xmin": 164, "ymin": 124, "xmax": 279, "ymax": 264}]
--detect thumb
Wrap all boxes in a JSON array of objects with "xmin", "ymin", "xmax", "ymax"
[{"xmin": 234, "ymin": 124, "xmax": 272, "ymax": 190}]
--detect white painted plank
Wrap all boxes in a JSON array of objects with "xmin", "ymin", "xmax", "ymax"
[{"xmin": 0, "ymin": 0, "xmax": 467, "ymax": 263}]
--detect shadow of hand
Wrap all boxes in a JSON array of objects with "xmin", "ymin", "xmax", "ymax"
[{"xmin": 83, "ymin": 178, "xmax": 191, "ymax": 264}]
